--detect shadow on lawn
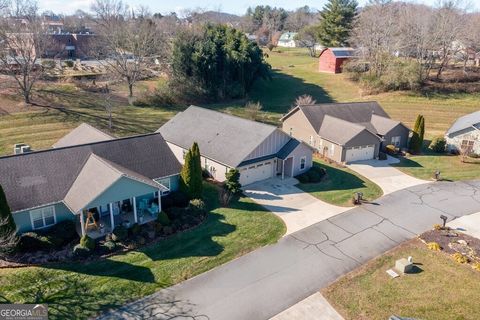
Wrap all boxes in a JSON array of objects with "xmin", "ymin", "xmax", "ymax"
[
  {"xmin": 390, "ymin": 156, "xmax": 424, "ymax": 169},
  {"xmin": 301, "ymin": 162, "xmax": 368, "ymax": 192}
]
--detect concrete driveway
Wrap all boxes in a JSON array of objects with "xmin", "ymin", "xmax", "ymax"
[
  {"xmin": 347, "ymin": 155, "xmax": 428, "ymax": 195},
  {"xmin": 448, "ymin": 211, "xmax": 480, "ymax": 239},
  {"xmin": 243, "ymin": 177, "xmax": 347, "ymax": 235}
]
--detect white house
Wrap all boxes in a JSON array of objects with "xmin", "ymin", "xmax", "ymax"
[
  {"xmin": 445, "ymin": 110, "xmax": 480, "ymax": 154},
  {"xmin": 277, "ymin": 32, "xmax": 298, "ymax": 48}
]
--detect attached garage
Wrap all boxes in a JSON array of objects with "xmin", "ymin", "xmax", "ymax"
[
  {"xmin": 239, "ymin": 161, "xmax": 274, "ymax": 186},
  {"xmin": 345, "ymin": 145, "xmax": 375, "ymax": 162}
]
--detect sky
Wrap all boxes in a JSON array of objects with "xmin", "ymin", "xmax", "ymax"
[{"xmin": 38, "ymin": 0, "xmax": 478, "ymax": 15}]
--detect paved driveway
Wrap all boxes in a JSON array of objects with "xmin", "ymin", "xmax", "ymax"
[
  {"xmin": 347, "ymin": 155, "xmax": 428, "ymax": 195},
  {"xmin": 99, "ymin": 180, "xmax": 480, "ymax": 320},
  {"xmin": 448, "ymin": 211, "xmax": 480, "ymax": 239},
  {"xmin": 243, "ymin": 177, "xmax": 347, "ymax": 235}
]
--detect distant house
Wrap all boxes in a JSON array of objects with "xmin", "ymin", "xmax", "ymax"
[
  {"xmin": 277, "ymin": 32, "xmax": 298, "ymax": 48},
  {"xmin": 53, "ymin": 123, "xmax": 114, "ymax": 148},
  {"xmin": 45, "ymin": 33, "xmax": 95, "ymax": 59},
  {"xmin": 445, "ymin": 111, "xmax": 480, "ymax": 154},
  {"xmin": 158, "ymin": 106, "xmax": 313, "ymax": 186},
  {"xmin": 281, "ymin": 102, "xmax": 410, "ymax": 163},
  {"xmin": 0, "ymin": 133, "xmax": 181, "ymax": 237},
  {"xmin": 318, "ymin": 47, "xmax": 357, "ymax": 73}
]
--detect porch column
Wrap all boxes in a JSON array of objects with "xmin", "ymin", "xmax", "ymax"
[
  {"xmin": 109, "ymin": 203, "xmax": 115, "ymax": 231},
  {"xmin": 158, "ymin": 188, "xmax": 162, "ymax": 212},
  {"xmin": 80, "ymin": 210, "xmax": 86, "ymax": 237},
  {"xmin": 132, "ymin": 197, "xmax": 138, "ymax": 223},
  {"xmin": 282, "ymin": 160, "xmax": 285, "ymax": 180}
]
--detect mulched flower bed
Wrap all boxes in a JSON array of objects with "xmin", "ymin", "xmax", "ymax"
[
  {"xmin": 0, "ymin": 212, "xmax": 207, "ymax": 268},
  {"xmin": 420, "ymin": 228, "xmax": 480, "ymax": 263}
]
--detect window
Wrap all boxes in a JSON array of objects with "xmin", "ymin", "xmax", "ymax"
[
  {"xmin": 30, "ymin": 206, "xmax": 56, "ymax": 230},
  {"xmin": 156, "ymin": 177, "xmax": 171, "ymax": 195},
  {"xmin": 461, "ymin": 140, "xmax": 475, "ymax": 153},
  {"xmin": 309, "ymin": 136, "xmax": 314, "ymax": 146},
  {"xmin": 300, "ymin": 157, "xmax": 306, "ymax": 170},
  {"xmin": 257, "ymin": 163, "xmax": 264, "ymax": 167},
  {"xmin": 391, "ymin": 136, "xmax": 401, "ymax": 147}
]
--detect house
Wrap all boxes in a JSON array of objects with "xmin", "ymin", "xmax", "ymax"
[
  {"xmin": 277, "ymin": 32, "xmax": 298, "ymax": 48},
  {"xmin": 318, "ymin": 47, "xmax": 357, "ymax": 73},
  {"xmin": 281, "ymin": 102, "xmax": 410, "ymax": 163},
  {"xmin": 0, "ymin": 133, "xmax": 181, "ymax": 237},
  {"xmin": 157, "ymin": 106, "xmax": 313, "ymax": 186},
  {"xmin": 45, "ymin": 33, "xmax": 95, "ymax": 59},
  {"xmin": 445, "ymin": 111, "xmax": 480, "ymax": 154},
  {"xmin": 52, "ymin": 123, "xmax": 115, "ymax": 148}
]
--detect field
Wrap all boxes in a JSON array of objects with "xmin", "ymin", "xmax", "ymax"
[
  {"xmin": 323, "ymin": 239, "xmax": 480, "ymax": 320},
  {"xmin": 0, "ymin": 48, "xmax": 479, "ymax": 177},
  {"xmin": 0, "ymin": 184, "xmax": 286, "ymax": 319},
  {"xmin": 297, "ymin": 158, "xmax": 383, "ymax": 206}
]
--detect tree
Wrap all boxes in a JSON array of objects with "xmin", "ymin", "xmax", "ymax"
[
  {"xmin": 0, "ymin": 184, "xmax": 15, "ymax": 238},
  {"xmin": 190, "ymin": 142, "xmax": 203, "ymax": 199},
  {"xmin": 170, "ymin": 24, "xmax": 270, "ymax": 101},
  {"xmin": 101, "ymin": 84, "xmax": 113, "ymax": 130},
  {"xmin": 409, "ymin": 114, "xmax": 424, "ymax": 153},
  {"xmin": 0, "ymin": 0, "xmax": 49, "ymax": 104},
  {"xmin": 295, "ymin": 25, "xmax": 320, "ymax": 57},
  {"xmin": 285, "ymin": 6, "xmax": 316, "ymax": 32},
  {"xmin": 225, "ymin": 169, "xmax": 242, "ymax": 194},
  {"xmin": 180, "ymin": 143, "xmax": 203, "ymax": 199},
  {"xmin": 90, "ymin": 0, "xmax": 164, "ymax": 99},
  {"xmin": 317, "ymin": 0, "xmax": 357, "ymax": 47}
]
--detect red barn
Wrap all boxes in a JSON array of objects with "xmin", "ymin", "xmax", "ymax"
[{"xmin": 318, "ymin": 48, "xmax": 356, "ymax": 73}]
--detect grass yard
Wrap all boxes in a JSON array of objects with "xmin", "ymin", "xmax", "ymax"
[
  {"xmin": 296, "ymin": 158, "xmax": 383, "ymax": 206},
  {"xmin": 323, "ymin": 239, "xmax": 480, "ymax": 320},
  {"xmin": 0, "ymin": 183, "xmax": 286, "ymax": 319},
  {"xmin": 391, "ymin": 150, "xmax": 480, "ymax": 181}
]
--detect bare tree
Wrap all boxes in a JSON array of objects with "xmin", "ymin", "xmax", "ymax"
[
  {"xmin": 101, "ymin": 83, "xmax": 113, "ymax": 130},
  {"xmin": 285, "ymin": 6, "xmax": 316, "ymax": 32},
  {"xmin": 90, "ymin": 0, "xmax": 163, "ymax": 99},
  {"xmin": 0, "ymin": 0, "xmax": 48, "ymax": 104},
  {"xmin": 295, "ymin": 94, "xmax": 317, "ymax": 106},
  {"xmin": 295, "ymin": 25, "xmax": 320, "ymax": 57},
  {"xmin": 0, "ymin": 217, "xmax": 18, "ymax": 259},
  {"xmin": 244, "ymin": 101, "xmax": 263, "ymax": 121}
]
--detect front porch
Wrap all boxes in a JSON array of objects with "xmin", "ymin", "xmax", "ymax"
[{"xmin": 78, "ymin": 193, "xmax": 161, "ymax": 239}]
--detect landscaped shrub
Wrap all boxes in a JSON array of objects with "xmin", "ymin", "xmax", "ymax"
[
  {"xmin": 129, "ymin": 223, "xmax": 142, "ymax": 236},
  {"xmin": 47, "ymin": 220, "xmax": 78, "ymax": 247},
  {"xmin": 296, "ymin": 173, "xmax": 309, "ymax": 183},
  {"xmin": 18, "ymin": 232, "xmax": 53, "ymax": 252},
  {"xmin": 73, "ymin": 244, "xmax": 90, "ymax": 258},
  {"xmin": 189, "ymin": 199, "xmax": 206, "ymax": 215},
  {"xmin": 296, "ymin": 166, "xmax": 326, "ymax": 184},
  {"xmin": 79, "ymin": 235, "xmax": 95, "ymax": 250},
  {"xmin": 433, "ymin": 224, "xmax": 443, "ymax": 231},
  {"xmin": 157, "ymin": 211, "xmax": 171, "ymax": 226},
  {"xmin": 164, "ymin": 191, "xmax": 190, "ymax": 209},
  {"xmin": 385, "ymin": 145, "xmax": 396, "ymax": 155},
  {"xmin": 112, "ymin": 226, "xmax": 128, "ymax": 242},
  {"xmin": 429, "ymin": 137, "xmax": 446, "ymax": 153},
  {"xmin": 225, "ymin": 169, "xmax": 242, "ymax": 194},
  {"xmin": 378, "ymin": 152, "xmax": 387, "ymax": 160},
  {"xmin": 135, "ymin": 236, "xmax": 146, "ymax": 245},
  {"xmin": 427, "ymin": 242, "xmax": 441, "ymax": 251},
  {"xmin": 102, "ymin": 241, "xmax": 116, "ymax": 252},
  {"xmin": 453, "ymin": 252, "xmax": 469, "ymax": 264}
]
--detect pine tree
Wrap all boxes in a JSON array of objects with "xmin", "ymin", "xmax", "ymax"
[
  {"xmin": 317, "ymin": 0, "xmax": 358, "ymax": 47},
  {"xmin": 0, "ymin": 184, "xmax": 16, "ymax": 237},
  {"xmin": 180, "ymin": 149, "xmax": 193, "ymax": 197},
  {"xmin": 409, "ymin": 114, "xmax": 424, "ymax": 154},
  {"xmin": 418, "ymin": 116, "xmax": 425, "ymax": 145},
  {"xmin": 190, "ymin": 142, "xmax": 203, "ymax": 199},
  {"xmin": 225, "ymin": 169, "xmax": 242, "ymax": 194}
]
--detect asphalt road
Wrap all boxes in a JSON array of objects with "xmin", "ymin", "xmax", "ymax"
[{"xmin": 98, "ymin": 180, "xmax": 480, "ymax": 320}]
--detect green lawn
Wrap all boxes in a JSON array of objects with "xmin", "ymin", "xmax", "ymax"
[
  {"xmin": 391, "ymin": 149, "xmax": 480, "ymax": 181},
  {"xmin": 0, "ymin": 184, "xmax": 286, "ymax": 319},
  {"xmin": 323, "ymin": 239, "xmax": 480, "ymax": 320},
  {"xmin": 296, "ymin": 159, "xmax": 383, "ymax": 206}
]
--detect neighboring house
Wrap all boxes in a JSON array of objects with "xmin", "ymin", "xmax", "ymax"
[
  {"xmin": 318, "ymin": 47, "xmax": 357, "ymax": 73},
  {"xmin": 52, "ymin": 123, "xmax": 115, "ymax": 148},
  {"xmin": 158, "ymin": 106, "xmax": 313, "ymax": 186},
  {"xmin": 445, "ymin": 110, "xmax": 480, "ymax": 154},
  {"xmin": 281, "ymin": 102, "xmax": 410, "ymax": 163},
  {"xmin": 0, "ymin": 133, "xmax": 181, "ymax": 237},
  {"xmin": 45, "ymin": 33, "xmax": 95, "ymax": 59},
  {"xmin": 277, "ymin": 32, "xmax": 298, "ymax": 48}
]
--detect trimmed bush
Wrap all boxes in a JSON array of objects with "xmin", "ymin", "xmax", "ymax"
[
  {"xmin": 157, "ymin": 211, "xmax": 171, "ymax": 226},
  {"xmin": 135, "ymin": 236, "xmax": 146, "ymax": 245},
  {"xmin": 427, "ymin": 242, "xmax": 441, "ymax": 251},
  {"xmin": 429, "ymin": 136, "xmax": 446, "ymax": 153},
  {"xmin": 164, "ymin": 191, "xmax": 189, "ymax": 209},
  {"xmin": 79, "ymin": 235, "xmax": 95, "ymax": 250},
  {"xmin": 296, "ymin": 173, "xmax": 309, "ymax": 183},
  {"xmin": 129, "ymin": 223, "xmax": 142, "ymax": 236},
  {"xmin": 296, "ymin": 166, "xmax": 326, "ymax": 184},
  {"xmin": 47, "ymin": 220, "xmax": 78, "ymax": 247},
  {"xmin": 378, "ymin": 152, "xmax": 387, "ymax": 160},
  {"xmin": 112, "ymin": 226, "xmax": 128, "ymax": 242},
  {"xmin": 18, "ymin": 232, "xmax": 53, "ymax": 252},
  {"xmin": 189, "ymin": 199, "xmax": 206, "ymax": 214},
  {"xmin": 433, "ymin": 224, "xmax": 443, "ymax": 231},
  {"xmin": 385, "ymin": 145, "xmax": 396, "ymax": 155},
  {"xmin": 73, "ymin": 244, "xmax": 90, "ymax": 258},
  {"xmin": 453, "ymin": 252, "xmax": 469, "ymax": 264},
  {"xmin": 225, "ymin": 169, "xmax": 242, "ymax": 194}
]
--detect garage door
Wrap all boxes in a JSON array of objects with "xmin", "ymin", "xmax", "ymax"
[
  {"xmin": 345, "ymin": 145, "xmax": 375, "ymax": 162},
  {"xmin": 239, "ymin": 161, "xmax": 273, "ymax": 186}
]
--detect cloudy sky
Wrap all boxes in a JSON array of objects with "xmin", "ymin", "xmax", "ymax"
[{"xmin": 38, "ymin": 0, "xmax": 478, "ymax": 15}]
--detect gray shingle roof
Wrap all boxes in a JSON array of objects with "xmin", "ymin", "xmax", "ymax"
[
  {"xmin": 369, "ymin": 114, "xmax": 404, "ymax": 135},
  {"xmin": 157, "ymin": 106, "xmax": 279, "ymax": 167},
  {"xmin": 318, "ymin": 115, "xmax": 375, "ymax": 145},
  {"xmin": 0, "ymin": 133, "xmax": 181, "ymax": 212},
  {"xmin": 52, "ymin": 123, "xmax": 115, "ymax": 148},
  {"xmin": 446, "ymin": 110, "xmax": 480, "ymax": 135}
]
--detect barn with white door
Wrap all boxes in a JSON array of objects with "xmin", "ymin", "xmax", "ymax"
[{"xmin": 158, "ymin": 106, "xmax": 313, "ymax": 186}]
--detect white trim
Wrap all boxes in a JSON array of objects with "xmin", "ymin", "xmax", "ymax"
[
  {"xmin": 13, "ymin": 201, "xmax": 61, "ymax": 214},
  {"xmin": 109, "ymin": 202, "xmax": 115, "ymax": 231},
  {"xmin": 133, "ymin": 197, "xmax": 138, "ymax": 223},
  {"xmin": 29, "ymin": 205, "xmax": 57, "ymax": 230},
  {"xmin": 80, "ymin": 210, "xmax": 85, "ymax": 236}
]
